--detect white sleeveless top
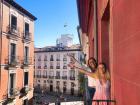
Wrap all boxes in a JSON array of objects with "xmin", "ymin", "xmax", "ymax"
[
  {"xmin": 81, "ymin": 64, "xmax": 96, "ymax": 87},
  {"xmin": 88, "ymin": 76, "xmax": 96, "ymax": 87}
]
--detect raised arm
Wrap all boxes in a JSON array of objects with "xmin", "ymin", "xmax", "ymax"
[
  {"xmin": 67, "ymin": 54, "xmax": 88, "ymax": 70},
  {"xmin": 68, "ymin": 63, "xmax": 98, "ymax": 79}
]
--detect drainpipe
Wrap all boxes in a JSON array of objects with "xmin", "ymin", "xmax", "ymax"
[
  {"xmin": 93, "ymin": 0, "xmax": 98, "ymax": 62},
  {"xmin": 0, "ymin": 0, "xmax": 2, "ymax": 88},
  {"xmin": 0, "ymin": 0, "xmax": 3, "ymax": 89}
]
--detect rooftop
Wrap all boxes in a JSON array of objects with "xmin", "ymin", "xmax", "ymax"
[
  {"xmin": 4, "ymin": 0, "xmax": 37, "ymax": 20},
  {"xmin": 35, "ymin": 44, "xmax": 81, "ymax": 53}
]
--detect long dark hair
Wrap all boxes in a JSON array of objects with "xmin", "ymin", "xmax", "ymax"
[{"xmin": 88, "ymin": 57, "xmax": 97, "ymax": 71}]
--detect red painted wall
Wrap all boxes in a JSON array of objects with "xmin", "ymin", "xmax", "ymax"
[
  {"xmin": 77, "ymin": 0, "xmax": 140, "ymax": 105},
  {"xmin": 98, "ymin": 0, "xmax": 140, "ymax": 104},
  {"xmin": 112, "ymin": 0, "xmax": 140, "ymax": 104}
]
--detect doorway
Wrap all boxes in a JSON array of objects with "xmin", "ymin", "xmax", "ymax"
[
  {"xmin": 50, "ymin": 85, "xmax": 53, "ymax": 92},
  {"xmin": 101, "ymin": 2, "xmax": 110, "ymax": 70}
]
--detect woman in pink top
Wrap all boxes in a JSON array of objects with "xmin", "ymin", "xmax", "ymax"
[
  {"xmin": 92, "ymin": 63, "xmax": 110, "ymax": 105},
  {"xmin": 68, "ymin": 62, "xmax": 110, "ymax": 105}
]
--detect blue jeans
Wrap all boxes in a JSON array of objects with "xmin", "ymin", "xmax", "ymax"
[{"xmin": 87, "ymin": 87, "xmax": 96, "ymax": 105}]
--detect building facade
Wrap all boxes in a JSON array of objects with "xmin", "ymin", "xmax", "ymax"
[
  {"xmin": 77, "ymin": 0, "xmax": 140, "ymax": 105},
  {"xmin": 0, "ymin": 0, "xmax": 36, "ymax": 105},
  {"xmin": 34, "ymin": 46, "xmax": 82, "ymax": 95}
]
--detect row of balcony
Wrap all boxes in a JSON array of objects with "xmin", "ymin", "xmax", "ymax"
[
  {"xmin": 38, "ymin": 58, "xmax": 67, "ymax": 61},
  {"xmin": 35, "ymin": 75, "xmax": 76, "ymax": 80},
  {"xmin": 5, "ymin": 56, "xmax": 32, "ymax": 68},
  {"xmin": 37, "ymin": 66, "xmax": 67, "ymax": 69},
  {"xmin": 6, "ymin": 25, "xmax": 32, "ymax": 42}
]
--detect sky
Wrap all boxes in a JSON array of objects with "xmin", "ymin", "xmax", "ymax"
[{"xmin": 15, "ymin": 0, "xmax": 79, "ymax": 47}]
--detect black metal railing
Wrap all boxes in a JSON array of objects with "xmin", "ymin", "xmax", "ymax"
[
  {"xmin": 55, "ymin": 76, "xmax": 61, "ymax": 79},
  {"xmin": 7, "ymin": 25, "xmax": 19, "ymax": 35},
  {"xmin": 49, "ymin": 76, "xmax": 54, "ymax": 79},
  {"xmin": 70, "ymin": 76, "xmax": 75, "ymax": 80},
  {"xmin": 50, "ymin": 58, "xmax": 54, "ymax": 61},
  {"xmin": 44, "ymin": 66, "xmax": 47, "ymax": 69},
  {"xmin": 85, "ymin": 99, "xmax": 116, "ymax": 105},
  {"xmin": 63, "ymin": 58, "xmax": 67, "ymax": 61},
  {"xmin": 63, "ymin": 66, "xmax": 67, "ymax": 69},
  {"xmin": 38, "ymin": 66, "xmax": 41, "ymax": 69},
  {"xmin": 22, "ymin": 57, "xmax": 32, "ymax": 66},
  {"xmin": 56, "ymin": 59, "xmax": 60, "ymax": 61},
  {"xmin": 5, "ymin": 55, "xmax": 20, "ymax": 67},
  {"xmin": 56, "ymin": 66, "xmax": 60, "ymax": 69},
  {"xmin": 20, "ymin": 85, "xmax": 32, "ymax": 94},
  {"xmin": 9, "ymin": 88, "xmax": 20, "ymax": 98},
  {"xmin": 23, "ymin": 32, "xmax": 31, "ymax": 40},
  {"xmin": 50, "ymin": 66, "xmax": 53, "ymax": 69},
  {"xmin": 42, "ymin": 75, "xmax": 47, "ymax": 78},
  {"xmin": 36, "ymin": 75, "xmax": 42, "ymax": 78},
  {"xmin": 62, "ymin": 76, "xmax": 67, "ymax": 80}
]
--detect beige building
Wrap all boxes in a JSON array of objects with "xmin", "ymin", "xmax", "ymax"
[
  {"xmin": 34, "ymin": 45, "xmax": 82, "ymax": 95},
  {"xmin": 0, "ymin": 0, "xmax": 36, "ymax": 105}
]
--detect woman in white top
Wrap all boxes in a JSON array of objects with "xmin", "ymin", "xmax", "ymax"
[
  {"xmin": 86, "ymin": 57, "xmax": 98, "ymax": 105},
  {"xmin": 68, "ymin": 55, "xmax": 98, "ymax": 105}
]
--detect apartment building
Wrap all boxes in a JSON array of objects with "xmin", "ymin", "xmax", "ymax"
[
  {"xmin": 0, "ymin": 0, "xmax": 36, "ymax": 105},
  {"xmin": 34, "ymin": 45, "xmax": 82, "ymax": 95},
  {"xmin": 56, "ymin": 34, "xmax": 73, "ymax": 47}
]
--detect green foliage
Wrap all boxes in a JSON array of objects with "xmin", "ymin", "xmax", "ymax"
[{"xmin": 78, "ymin": 73, "xmax": 85, "ymax": 96}]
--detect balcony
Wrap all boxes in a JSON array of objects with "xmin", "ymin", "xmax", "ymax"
[
  {"xmin": 38, "ymin": 59, "xmax": 41, "ymax": 61},
  {"xmin": 55, "ymin": 76, "xmax": 61, "ymax": 79},
  {"xmin": 56, "ymin": 59, "xmax": 60, "ymax": 61},
  {"xmin": 70, "ymin": 77, "xmax": 75, "ymax": 80},
  {"xmin": 63, "ymin": 58, "xmax": 67, "ymax": 61},
  {"xmin": 56, "ymin": 86, "xmax": 60, "ymax": 92},
  {"xmin": 50, "ymin": 66, "xmax": 53, "ymax": 69},
  {"xmin": 7, "ymin": 25, "xmax": 20, "ymax": 40},
  {"xmin": 21, "ymin": 57, "xmax": 32, "ymax": 68},
  {"xmin": 62, "ymin": 76, "xmax": 67, "ymax": 80},
  {"xmin": 38, "ymin": 66, "xmax": 41, "ymax": 69},
  {"xmin": 5, "ymin": 55, "xmax": 20, "ymax": 68},
  {"xmin": 63, "ymin": 66, "xmax": 67, "ymax": 69},
  {"xmin": 8, "ymin": 88, "xmax": 20, "ymax": 99},
  {"xmin": 44, "ymin": 66, "xmax": 47, "ymax": 69},
  {"xmin": 36, "ymin": 75, "xmax": 42, "ymax": 78},
  {"xmin": 56, "ymin": 66, "xmax": 60, "ymax": 69},
  {"xmin": 50, "ymin": 58, "xmax": 54, "ymax": 61},
  {"xmin": 49, "ymin": 76, "xmax": 54, "ymax": 79},
  {"xmin": 22, "ymin": 32, "xmax": 32, "ymax": 43},
  {"xmin": 20, "ymin": 85, "xmax": 32, "ymax": 95},
  {"xmin": 42, "ymin": 75, "xmax": 47, "ymax": 78}
]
